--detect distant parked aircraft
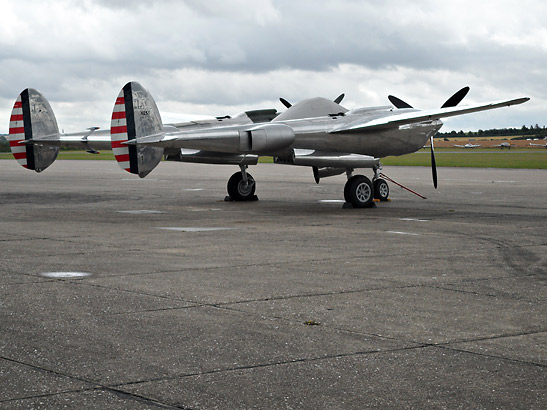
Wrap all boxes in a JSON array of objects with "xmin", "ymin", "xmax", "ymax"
[
  {"xmin": 529, "ymin": 141, "xmax": 547, "ymax": 149},
  {"xmin": 493, "ymin": 142, "xmax": 515, "ymax": 149},
  {"xmin": 454, "ymin": 143, "xmax": 481, "ymax": 148}
]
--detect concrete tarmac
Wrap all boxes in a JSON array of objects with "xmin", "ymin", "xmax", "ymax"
[{"xmin": 1, "ymin": 160, "xmax": 545, "ymax": 409}]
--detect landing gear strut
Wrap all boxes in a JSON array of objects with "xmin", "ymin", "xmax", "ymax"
[
  {"xmin": 372, "ymin": 165, "xmax": 389, "ymax": 201},
  {"xmin": 226, "ymin": 165, "xmax": 258, "ymax": 201}
]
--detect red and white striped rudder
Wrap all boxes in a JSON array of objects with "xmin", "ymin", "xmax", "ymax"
[
  {"xmin": 110, "ymin": 82, "xmax": 164, "ymax": 178},
  {"xmin": 8, "ymin": 88, "xmax": 59, "ymax": 172}
]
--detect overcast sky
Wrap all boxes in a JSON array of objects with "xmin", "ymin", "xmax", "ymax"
[{"xmin": 1, "ymin": 0, "xmax": 545, "ymax": 134}]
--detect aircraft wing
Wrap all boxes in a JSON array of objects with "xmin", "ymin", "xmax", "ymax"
[{"xmin": 331, "ymin": 97, "xmax": 529, "ymax": 133}]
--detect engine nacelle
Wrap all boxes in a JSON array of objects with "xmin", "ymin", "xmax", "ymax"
[{"xmin": 239, "ymin": 124, "xmax": 295, "ymax": 154}]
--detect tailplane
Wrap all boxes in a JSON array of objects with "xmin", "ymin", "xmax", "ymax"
[
  {"xmin": 111, "ymin": 82, "xmax": 164, "ymax": 178},
  {"xmin": 9, "ymin": 88, "xmax": 60, "ymax": 172}
]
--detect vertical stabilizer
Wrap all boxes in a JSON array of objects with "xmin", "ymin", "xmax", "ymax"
[
  {"xmin": 9, "ymin": 88, "xmax": 59, "ymax": 172},
  {"xmin": 110, "ymin": 82, "xmax": 164, "ymax": 178}
]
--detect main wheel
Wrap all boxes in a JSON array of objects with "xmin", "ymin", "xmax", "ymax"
[
  {"xmin": 373, "ymin": 178, "xmax": 389, "ymax": 201},
  {"xmin": 344, "ymin": 175, "xmax": 374, "ymax": 208},
  {"xmin": 227, "ymin": 172, "xmax": 256, "ymax": 201}
]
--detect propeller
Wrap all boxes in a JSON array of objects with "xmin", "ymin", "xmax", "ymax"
[
  {"xmin": 333, "ymin": 93, "xmax": 345, "ymax": 104},
  {"xmin": 388, "ymin": 95, "xmax": 413, "ymax": 109},
  {"xmin": 430, "ymin": 135, "xmax": 437, "ymax": 189},
  {"xmin": 388, "ymin": 86, "xmax": 470, "ymax": 189},
  {"xmin": 440, "ymin": 86, "xmax": 470, "ymax": 108},
  {"xmin": 279, "ymin": 97, "xmax": 292, "ymax": 108},
  {"xmin": 389, "ymin": 86, "xmax": 470, "ymax": 110},
  {"xmin": 279, "ymin": 94, "xmax": 346, "ymax": 109}
]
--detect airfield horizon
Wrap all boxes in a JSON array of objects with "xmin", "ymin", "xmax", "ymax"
[{"xmin": 1, "ymin": 148, "xmax": 545, "ymax": 169}]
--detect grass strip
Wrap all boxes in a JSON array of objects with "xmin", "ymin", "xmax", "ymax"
[{"xmin": 1, "ymin": 150, "xmax": 545, "ymax": 169}]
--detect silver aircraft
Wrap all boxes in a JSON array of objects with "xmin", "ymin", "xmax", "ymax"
[
  {"xmin": 453, "ymin": 143, "xmax": 481, "ymax": 148},
  {"xmin": 8, "ymin": 82, "xmax": 528, "ymax": 208},
  {"xmin": 529, "ymin": 141, "xmax": 547, "ymax": 149},
  {"xmin": 493, "ymin": 142, "xmax": 515, "ymax": 149}
]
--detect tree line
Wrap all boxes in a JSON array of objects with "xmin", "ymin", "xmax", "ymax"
[{"xmin": 437, "ymin": 125, "xmax": 547, "ymax": 139}]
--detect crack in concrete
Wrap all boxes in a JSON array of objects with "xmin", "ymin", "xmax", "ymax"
[
  {"xmin": 0, "ymin": 356, "xmax": 186, "ymax": 409},
  {"xmin": 110, "ymin": 344, "xmax": 425, "ymax": 389},
  {"xmin": 2, "ymin": 327, "xmax": 544, "ymax": 408},
  {"xmin": 437, "ymin": 341, "xmax": 546, "ymax": 368}
]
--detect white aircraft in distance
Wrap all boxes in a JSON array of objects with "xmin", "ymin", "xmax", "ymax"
[
  {"xmin": 8, "ymin": 83, "xmax": 528, "ymax": 208},
  {"xmin": 529, "ymin": 141, "xmax": 547, "ymax": 149},
  {"xmin": 454, "ymin": 143, "xmax": 481, "ymax": 148},
  {"xmin": 493, "ymin": 142, "xmax": 515, "ymax": 149}
]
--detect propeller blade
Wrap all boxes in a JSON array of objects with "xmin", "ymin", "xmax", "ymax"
[
  {"xmin": 388, "ymin": 95, "xmax": 413, "ymax": 109},
  {"xmin": 279, "ymin": 98, "xmax": 292, "ymax": 108},
  {"xmin": 441, "ymin": 86, "xmax": 470, "ymax": 108},
  {"xmin": 334, "ymin": 93, "xmax": 345, "ymax": 104},
  {"xmin": 430, "ymin": 135, "xmax": 438, "ymax": 189}
]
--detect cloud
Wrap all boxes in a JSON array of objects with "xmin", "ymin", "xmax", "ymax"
[{"xmin": 0, "ymin": 0, "xmax": 545, "ymax": 133}]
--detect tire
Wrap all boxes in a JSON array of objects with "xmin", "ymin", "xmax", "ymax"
[
  {"xmin": 344, "ymin": 175, "xmax": 374, "ymax": 208},
  {"xmin": 373, "ymin": 178, "xmax": 389, "ymax": 201},
  {"xmin": 227, "ymin": 172, "xmax": 256, "ymax": 201}
]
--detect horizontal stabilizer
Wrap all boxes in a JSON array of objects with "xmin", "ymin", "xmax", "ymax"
[{"xmin": 332, "ymin": 97, "xmax": 530, "ymax": 133}]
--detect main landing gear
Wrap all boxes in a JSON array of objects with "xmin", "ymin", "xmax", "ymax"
[
  {"xmin": 343, "ymin": 168, "xmax": 390, "ymax": 208},
  {"xmin": 225, "ymin": 165, "xmax": 258, "ymax": 201},
  {"xmin": 224, "ymin": 165, "xmax": 390, "ymax": 207}
]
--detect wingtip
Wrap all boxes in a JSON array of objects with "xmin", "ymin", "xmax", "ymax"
[{"xmin": 511, "ymin": 97, "xmax": 530, "ymax": 105}]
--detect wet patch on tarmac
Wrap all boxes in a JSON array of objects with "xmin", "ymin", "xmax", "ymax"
[
  {"xmin": 157, "ymin": 227, "xmax": 234, "ymax": 232},
  {"xmin": 40, "ymin": 272, "xmax": 92, "ymax": 278},
  {"xmin": 117, "ymin": 210, "xmax": 165, "ymax": 214}
]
